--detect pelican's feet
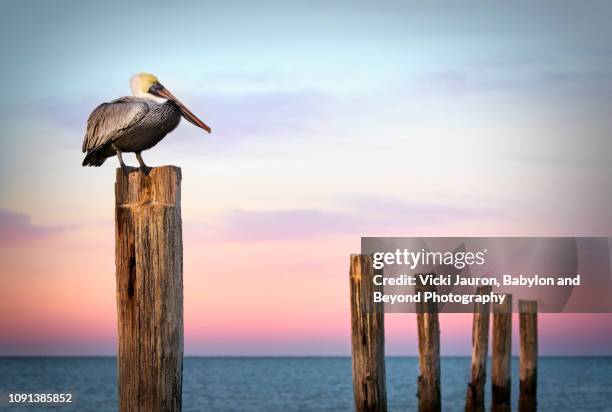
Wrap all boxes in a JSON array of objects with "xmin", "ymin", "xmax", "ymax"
[{"xmin": 140, "ymin": 165, "xmax": 152, "ymax": 176}]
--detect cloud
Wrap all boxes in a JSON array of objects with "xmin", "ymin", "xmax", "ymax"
[
  {"xmin": 502, "ymin": 152, "xmax": 612, "ymax": 167},
  {"xmin": 209, "ymin": 209, "xmax": 359, "ymax": 241},
  {"xmin": 0, "ymin": 209, "xmax": 75, "ymax": 246},
  {"xmin": 400, "ymin": 67, "xmax": 612, "ymax": 100},
  {"xmin": 189, "ymin": 197, "xmax": 502, "ymax": 242},
  {"xmin": 186, "ymin": 90, "xmax": 336, "ymax": 142}
]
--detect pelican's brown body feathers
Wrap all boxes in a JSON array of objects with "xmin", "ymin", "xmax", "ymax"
[{"xmin": 82, "ymin": 97, "xmax": 181, "ymax": 166}]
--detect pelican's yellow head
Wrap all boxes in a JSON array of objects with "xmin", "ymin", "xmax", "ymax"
[{"xmin": 130, "ymin": 73, "xmax": 160, "ymax": 97}]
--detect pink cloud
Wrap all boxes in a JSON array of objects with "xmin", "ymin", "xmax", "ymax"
[{"xmin": 0, "ymin": 209, "xmax": 76, "ymax": 246}]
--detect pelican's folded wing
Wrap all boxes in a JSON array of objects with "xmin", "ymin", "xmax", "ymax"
[{"xmin": 82, "ymin": 97, "xmax": 150, "ymax": 153}]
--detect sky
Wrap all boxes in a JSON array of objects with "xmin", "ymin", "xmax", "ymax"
[{"xmin": 0, "ymin": 0, "xmax": 611, "ymax": 356}]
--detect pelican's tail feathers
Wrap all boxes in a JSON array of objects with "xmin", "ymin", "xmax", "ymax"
[{"xmin": 82, "ymin": 148, "xmax": 108, "ymax": 167}]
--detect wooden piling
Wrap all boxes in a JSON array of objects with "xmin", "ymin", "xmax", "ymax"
[
  {"xmin": 350, "ymin": 254, "xmax": 387, "ymax": 412},
  {"xmin": 465, "ymin": 286, "xmax": 492, "ymax": 412},
  {"xmin": 519, "ymin": 300, "xmax": 537, "ymax": 412},
  {"xmin": 491, "ymin": 295, "xmax": 512, "ymax": 412},
  {"xmin": 115, "ymin": 166, "xmax": 183, "ymax": 412},
  {"xmin": 415, "ymin": 275, "xmax": 441, "ymax": 412}
]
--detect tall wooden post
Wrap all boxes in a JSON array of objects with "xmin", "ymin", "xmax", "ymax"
[
  {"xmin": 465, "ymin": 286, "xmax": 492, "ymax": 412},
  {"xmin": 491, "ymin": 295, "xmax": 512, "ymax": 412},
  {"xmin": 415, "ymin": 275, "xmax": 441, "ymax": 412},
  {"xmin": 350, "ymin": 254, "xmax": 387, "ymax": 412},
  {"xmin": 519, "ymin": 300, "xmax": 537, "ymax": 412},
  {"xmin": 115, "ymin": 166, "xmax": 184, "ymax": 412}
]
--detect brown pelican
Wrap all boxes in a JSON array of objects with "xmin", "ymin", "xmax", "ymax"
[{"xmin": 82, "ymin": 73, "xmax": 211, "ymax": 174}]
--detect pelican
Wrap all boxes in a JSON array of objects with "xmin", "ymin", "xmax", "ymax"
[{"xmin": 82, "ymin": 73, "xmax": 211, "ymax": 174}]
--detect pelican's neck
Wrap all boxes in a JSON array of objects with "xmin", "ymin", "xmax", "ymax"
[{"xmin": 132, "ymin": 90, "xmax": 167, "ymax": 104}]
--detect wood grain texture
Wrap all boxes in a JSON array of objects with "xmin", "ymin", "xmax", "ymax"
[
  {"xmin": 465, "ymin": 286, "xmax": 492, "ymax": 412},
  {"xmin": 492, "ymin": 295, "xmax": 512, "ymax": 412},
  {"xmin": 519, "ymin": 300, "xmax": 537, "ymax": 412},
  {"xmin": 350, "ymin": 255, "xmax": 387, "ymax": 412},
  {"xmin": 115, "ymin": 166, "xmax": 183, "ymax": 412},
  {"xmin": 415, "ymin": 275, "xmax": 441, "ymax": 412}
]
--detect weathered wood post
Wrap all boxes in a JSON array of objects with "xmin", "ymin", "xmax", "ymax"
[
  {"xmin": 465, "ymin": 286, "xmax": 492, "ymax": 412},
  {"xmin": 349, "ymin": 254, "xmax": 387, "ymax": 412},
  {"xmin": 491, "ymin": 295, "xmax": 512, "ymax": 412},
  {"xmin": 415, "ymin": 275, "xmax": 441, "ymax": 412},
  {"xmin": 519, "ymin": 300, "xmax": 537, "ymax": 412},
  {"xmin": 115, "ymin": 166, "xmax": 183, "ymax": 412}
]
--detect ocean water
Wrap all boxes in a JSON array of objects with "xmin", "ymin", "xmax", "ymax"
[{"xmin": 1, "ymin": 357, "xmax": 611, "ymax": 411}]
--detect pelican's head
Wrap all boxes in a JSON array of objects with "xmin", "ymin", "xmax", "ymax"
[
  {"xmin": 130, "ymin": 73, "xmax": 160, "ymax": 99},
  {"xmin": 129, "ymin": 72, "xmax": 211, "ymax": 133}
]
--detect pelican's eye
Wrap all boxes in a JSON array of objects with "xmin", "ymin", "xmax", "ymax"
[{"xmin": 148, "ymin": 82, "xmax": 162, "ymax": 94}]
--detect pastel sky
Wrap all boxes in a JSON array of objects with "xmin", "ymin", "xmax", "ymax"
[{"xmin": 1, "ymin": 0, "xmax": 611, "ymax": 355}]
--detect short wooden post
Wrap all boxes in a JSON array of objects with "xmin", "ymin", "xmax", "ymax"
[
  {"xmin": 465, "ymin": 286, "xmax": 492, "ymax": 412},
  {"xmin": 519, "ymin": 300, "xmax": 537, "ymax": 412},
  {"xmin": 415, "ymin": 275, "xmax": 441, "ymax": 412},
  {"xmin": 491, "ymin": 295, "xmax": 512, "ymax": 412},
  {"xmin": 350, "ymin": 255, "xmax": 387, "ymax": 412},
  {"xmin": 115, "ymin": 166, "xmax": 183, "ymax": 412}
]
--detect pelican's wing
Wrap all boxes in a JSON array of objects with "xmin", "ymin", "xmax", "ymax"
[{"xmin": 82, "ymin": 97, "xmax": 150, "ymax": 153}]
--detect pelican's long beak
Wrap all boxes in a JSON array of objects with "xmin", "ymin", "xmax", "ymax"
[{"xmin": 149, "ymin": 83, "xmax": 212, "ymax": 133}]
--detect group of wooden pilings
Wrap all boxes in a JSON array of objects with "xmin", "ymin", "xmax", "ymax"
[
  {"xmin": 350, "ymin": 255, "xmax": 538, "ymax": 412},
  {"xmin": 112, "ymin": 169, "xmax": 537, "ymax": 412}
]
